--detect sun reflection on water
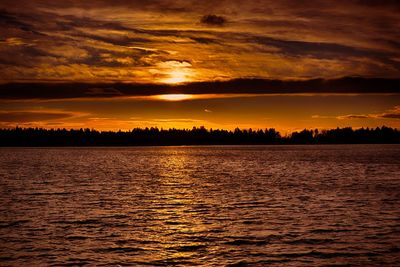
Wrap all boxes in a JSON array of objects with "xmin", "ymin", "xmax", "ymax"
[{"xmin": 150, "ymin": 148, "xmax": 211, "ymax": 262}]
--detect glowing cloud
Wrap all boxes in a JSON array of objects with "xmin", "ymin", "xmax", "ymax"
[
  {"xmin": 162, "ymin": 69, "xmax": 189, "ymax": 84},
  {"xmin": 156, "ymin": 94, "xmax": 193, "ymax": 101}
]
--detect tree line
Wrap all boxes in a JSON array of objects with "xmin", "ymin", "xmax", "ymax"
[{"xmin": 0, "ymin": 126, "xmax": 399, "ymax": 146}]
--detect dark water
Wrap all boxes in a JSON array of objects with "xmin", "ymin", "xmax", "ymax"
[{"xmin": 0, "ymin": 145, "xmax": 399, "ymax": 266}]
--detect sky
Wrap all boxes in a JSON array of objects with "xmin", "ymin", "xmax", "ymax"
[{"xmin": 0, "ymin": 0, "xmax": 399, "ymax": 132}]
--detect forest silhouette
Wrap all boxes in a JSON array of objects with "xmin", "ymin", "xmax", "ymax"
[{"xmin": 0, "ymin": 126, "xmax": 399, "ymax": 146}]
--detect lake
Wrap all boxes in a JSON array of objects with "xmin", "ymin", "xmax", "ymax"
[{"xmin": 0, "ymin": 145, "xmax": 399, "ymax": 266}]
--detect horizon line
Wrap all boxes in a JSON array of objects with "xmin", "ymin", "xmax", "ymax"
[{"xmin": 3, "ymin": 125, "xmax": 398, "ymax": 134}]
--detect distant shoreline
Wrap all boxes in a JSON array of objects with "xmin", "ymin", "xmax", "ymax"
[
  {"xmin": 1, "ymin": 144, "xmax": 399, "ymax": 148},
  {"xmin": 1, "ymin": 126, "xmax": 399, "ymax": 146}
]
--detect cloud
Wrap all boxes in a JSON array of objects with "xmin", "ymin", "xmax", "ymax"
[
  {"xmin": 311, "ymin": 115, "xmax": 334, "ymax": 119},
  {"xmin": 1, "ymin": 1, "xmax": 400, "ymax": 82},
  {"xmin": 204, "ymin": 109, "xmax": 212, "ymax": 113},
  {"xmin": 149, "ymin": 118, "xmax": 204, "ymax": 123},
  {"xmin": 0, "ymin": 9, "xmax": 35, "ymax": 32},
  {"xmin": 0, "ymin": 110, "xmax": 85, "ymax": 122},
  {"xmin": 381, "ymin": 113, "xmax": 400, "ymax": 119},
  {"xmin": 129, "ymin": 117, "xmax": 207, "ymax": 124},
  {"xmin": 334, "ymin": 106, "xmax": 400, "ymax": 120},
  {"xmin": 190, "ymin": 37, "xmax": 219, "ymax": 44},
  {"xmin": 0, "ymin": 37, "xmax": 28, "ymax": 46},
  {"xmin": 84, "ymin": 87, "xmax": 124, "ymax": 96},
  {"xmin": 200, "ymin": 14, "xmax": 227, "ymax": 26},
  {"xmin": 46, "ymin": 45, "xmax": 89, "ymax": 60},
  {"xmin": 337, "ymin": 114, "xmax": 370, "ymax": 120},
  {"xmin": 250, "ymin": 36, "xmax": 392, "ymax": 61},
  {"xmin": 1, "ymin": 77, "xmax": 399, "ymax": 100},
  {"xmin": 379, "ymin": 106, "xmax": 400, "ymax": 119},
  {"xmin": 157, "ymin": 60, "xmax": 192, "ymax": 68}
]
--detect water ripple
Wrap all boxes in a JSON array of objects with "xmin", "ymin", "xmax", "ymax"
[{"xmin": 0, "ymin": 145, "xmax": 399, "ymax": 266}]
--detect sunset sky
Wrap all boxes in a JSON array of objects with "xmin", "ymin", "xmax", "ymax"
[{"xmin": 1, "ymin": 0, "xmax": 399, "ymax": 132}]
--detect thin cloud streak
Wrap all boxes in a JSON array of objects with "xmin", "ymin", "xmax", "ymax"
[
  {"xmin": 0, "ymin": 110, "xmax": 87, "ymax": 122},
  {"xmin": 314, "ymin": 106, "xmax": 400, "ymax": 121},
  {"xmin": 0, "ymin": 78, "xmax": 399, "ymax": 100}
]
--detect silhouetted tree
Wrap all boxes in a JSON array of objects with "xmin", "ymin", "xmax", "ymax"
[{"xmin": 0, "ymin": 126, "xmax": 398, "ymax": 146}]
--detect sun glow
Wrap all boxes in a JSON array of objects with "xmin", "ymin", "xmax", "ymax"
[
  {"xmin": 162, "ymin": 69, "xmax": 189, "ymax": 84},
  {"xmin": 156, "ymin": 94, "xmax": 193, "ymax": 101}
]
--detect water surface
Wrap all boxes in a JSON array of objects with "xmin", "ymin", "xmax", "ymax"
[{"xmin": 0, "ymin": 145, "xmax": 400, "ymax": 266}]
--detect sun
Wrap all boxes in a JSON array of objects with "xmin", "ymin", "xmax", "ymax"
[{"xmin": 163, "ymin": 69, "xmax": 188, "ymax": 84}]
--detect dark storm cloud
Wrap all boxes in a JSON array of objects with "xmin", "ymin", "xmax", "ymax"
[
  {"xmin": 200, "ymin": 15, "xmax": 227, "ymax": 26},
  {"xmin": 1, "ymin": 77, "xmax": 399, "ymax": 100}
]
